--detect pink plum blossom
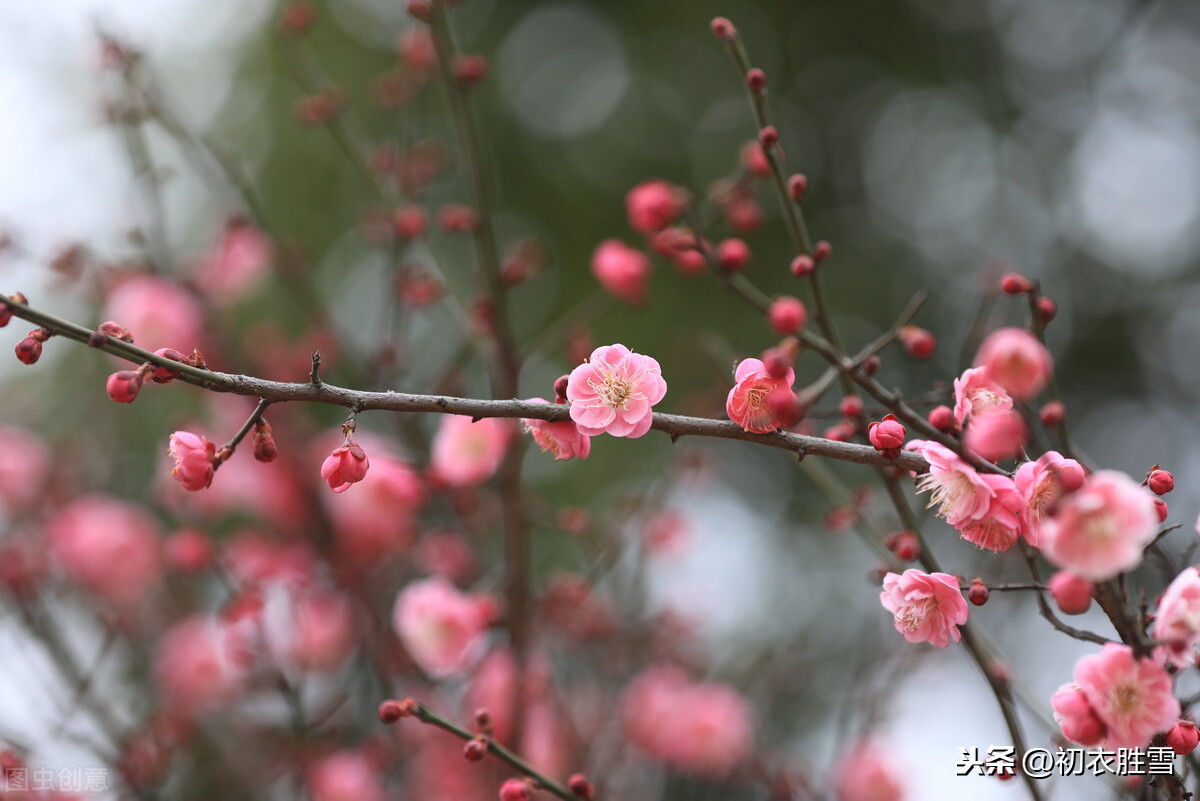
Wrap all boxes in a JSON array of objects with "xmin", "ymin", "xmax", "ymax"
[
  {"xmin": 879, "ymin": 569, "xmax": 969, "ymax": 648},
  {"xmin": 196, "ymin": 220, "xmax": 273, "ymax": 304},
  {"xmin": 168, "ymin": 431, "xmax": 216, "ymax": 491},
  {"xmin": 430, "ymin": 415, "xmax": 511, "ymax": 486},
  {"xmin": 0, "ymin": 425, "xmax": 49, "ymax": 511},
  {"xmin": 307, "ymin": 750, "xmax": 386, "ymax": 801},
  {"xmin": 626, "ymin": 180, "xmax": 686, "ymax": 234},
  {"xmin": 907, "ymin": 440, "xmax": 994, "ymax": 527},
  {"xmin": 952, "ymin": 366, "xmax": 1012, "ymax": 426},
  {"xmin": 973, "ymin": 327, "xmax": 1053, "ymax": 401},
  {"xmin": 1013, "ymin": 451, "xmax": 1086, "ymax": 546},
  {"xmin": 392, "ymin": 577, "xmax": 492, "ymax": 677},
  {"xmin": 620, "ymin": 664, "xmax": 754, "ymax": 778},
  {"xmin": 567, "ymin": 344, "xmax": 667, "ymax": 438},
  {"xmin": 591, "ymin": 240, "xmax": 650, "ymax": 304},
  {"xmin": 1040, "ymin": 470, "xmax": 1158, "ymax": 581},
  {"xmin": 955, "ymin": 474, "xmax": 1026, "ymax": 552},
  {"xmin": 48, "ymin": 495, "xmax": 163, "ymax": 606},
  {"xmin": 155, "ymin": 616, "xmax": 249, "ymax": 718},
  {"xmin": 321, "ymin": 437, "xmax": 370, "ymax": 493},
  {"xmin": 324, "ymin": 449, "xmax": 423, "ymax": 564},
  {"xmin": 833, "ymin": 741, "xmax": 907, "ymax": 801},
  {"xmin": 1153, "ymin": 567, "xmax": 1200, "ymax": 668},
  {"xmin": 522, "ymin": 399, "xmax": 591, "ymax": 460},
  {"xmin": 1073, "ymin": 643, "xmax": 1180, "ymax": 749},
  {"xmin": 279, "ymin": 590, "xmax": 357, "ymax": 672},
  {"xmin": 963, "ymin": 407, "xmax": 1027, "ymax": 462},
  {"xmin": 1051, "ymin": 684, "xmax": 1106, "ymax": 747},
  {"xmin": 725, "ymin": 357, "xmax": 795, "ymax": 434}
]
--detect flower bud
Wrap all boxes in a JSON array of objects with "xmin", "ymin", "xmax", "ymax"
[
  {"xmin": 741, "ymin": 142, "xmax": 771, "ymax": 178},
  {"xmin": 862, "ymin": 354, "xmax": 881, "ymax": 375},
  {"xmin": 407, "ymin": 0, "xmax": 433, "ymax": 22},
  {"xmin": 252, "ymin": 421, "xmax": 277, "ymax": 463},
  {"xmin": 1167, "ymin": 720, "xmax": 1200, "ymax": 755},
  {"xmin": 553, "ymin": 375, "xmax": 570, "ymax": 404},
  {"xmin": 1153, "ymin": 497, "xmax": 1169, "ymax": 523},
  {"xmin": 321, "ymin": 438, "xmax": 370, "ymax": 493},
  {"xmin": 1000, "ymin": 273, "xmax": 1032, "ymax": 294},
  {"xmin": 709, "ymin": 16, "xmax": 736, "ymax": 40},
  {"xmin": 1039, "ymin": 400, "xmax": 1065, "ymax": 427},
  {"xmin": 839, "ymin": 396, "xmax": 863, "ymax": 420},
  {"xmin": 453, "ymin": 54, "xmax": 488, "ymax": 87},
  {"xmin": 463, "ymin": 737, "xmax": 487, "ymax": 762},
  {"xmin": 887, "ymin": 530, "xmax": 920, "ymax": 562},
  {"xmin": 1048, "ymin": 571, "xmax": 1092, "ymax": 615},
  {"xmin": 787, "ymin": 174, "xmax": 808, "ymax": 202},
  {"xmin": 761, "ymin": 346, "xmax": 794, "ymax": 380},
  {"xmin": 1148, "ymin": 469, "xmax": 1174, "ymax": 496},
  {"xmin": 106, "ymin": 370, "xmax": 143, "ymax": 403},
  {"xmin": 868, "ymin": 414, "xmax": 906, "ymax": 451},
  {"xmin": 968, "ymin": 578, "xmax": 990, "ymax": 606},
  {"xmin": 790, "ymin": 255, "xmax": 815, "ymax": 276},
  {"xmin": 439, "ymin": 204, "xmax": 480, "ymax": 233},
  {"xmin": 928, "ymin": 405, "xmax": 955, "ymax": 432},
  {"xmin": 378, "ymin": 698, "xmax": 417, "ymax": 723},
  {"xmin": 568, "ymin": 774, "xmax": 595, "ymax": 800},
  {"xmin": 499, "ymin": 779, "xmax": 532, "ymax": 801},
  {"xmin": 766, "ymin": 386, "xmax": 803, "ymax": 428},
  {"xmin": 279, "ymin": 1, "xmax": 316, "ymax": 36},
  {"xmin": 14, "ymin": 337, "xmax": 41, "ymax": 365},
  {"xmin": 813, "ymin": 241, "xmax": 832, "ymax": 262},
  {"xmin": 393, "ymin": 206, "xmax": 428, "ymax": 240},
  {"xmin": 1037, "ymin": 296, "xmax": 1057, "ymax": 324},
  {"xmin": 758, "ymin": 125, "xmax": 778, "ymax": 149},
  {"xmin": 768, "ymin": 296, "xmax": 807, "ymax": 335},
  {"xmin": 716, "ymin": 238, "xmax": 751, "ymax": 272},
  {"xmin": 746, "ymin": 68, "xmax": 767, "ymax": 93},
  {"xmin": 898, "ymin": 325, "xmax": 936, "ymax": 359}
]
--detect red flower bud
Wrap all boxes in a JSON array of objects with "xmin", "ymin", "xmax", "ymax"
[
  {"xmin": 887, "ymin": 530, "xmax": 920, "ymax": 562},
  {"xmin": 790, "ymin": 254, "xmax": 815, "ymax": 277},
  {"xmin": 768, "ymin": 296, "xmax": 807, "ymax": 335},
  {"xmin": 1153, "ymin": 497, "xmax": 1169, "ymax": 523},
  {"xmin": 839, "ymin": 396, "xmax": 863, "ymax": 420},
  {"xmin": 568, "ymin": 774, "xmax": 595, "ymax": 800},
  {"xmin": 1048, "ymin": 571, "xmax": 1092, "ymax": 615},
  {"xmin": 499, "ymin": 779, "xmax": 532, "ymax": 801},
  {"xmin": 746, "ymin": 68, "xmax": 767, "ymax": 93},
  {"xmin": 862, "ymin": 354, "xmax": 881, "ymax": 375},
  {"xmin": 813, "ymin": 240, "xmax": 832, "ymax": 262},
  {"xmin": 709, "ymin": 17, "xmax": 736, "ymax": 40},
  {"xmin": 407, "ymin": 0, "xmax": 433, "ymax": 22},
  {"xmin": 393, "ymin": 206, "xmax": 428, "ymax": 240},
  {"xmin": 761, "ymin": 346, "xmax": 794, "ymax": 380},
  {"xmin": 716, "ymin": 238, "xmax": 751, "ymax": 272},
  {"xmin": 438, "ymin": 204, "xmax": 479, "ymax": 234},
  {"xmin": 766, "ymin": 386, "xmax": 803, "ymax": 428},
  {"xmin": 787, "ymin": 174, "xmax": 808, "ymax": 202},
  {"xmin": 1000, "ymin": 272, "xmax": 1032, "ymax": 294},
  {"xmin": 554, "ymin": 375, "xmax": 570, "ymax": 404},
  {"xmin": 1148, "ymin": 469, "xmax": 1174, "ymax": 496},
  {"xmin": 868, "ymin": 414, "xmax": 906, "ymax": 451},
  {"xmin": 968, "ymin": 578, "xmax": 990, "ymax": 606},
  {"xmin": 14, "ymin": 337, "xmax": 41, "ymax": 365},
  {"xmin": 462, "ymin": 737, "xmax": 487, "ymax": 762},
  {"xmin": 151, "ymin": 347, "xmax": 190, "ymax": 383},
  {"xmin": 928, "ymin": 405, "xmax": 955, "ymax": 432},
  {"xmin": 1037, "ymin": 296, "xmax": 1057, "ymax": 324},
  {"xmin": 1167, "ymin": 720, "xmax": 1200, "ymax": 755},
  {"xmin": 758, "ymin": 125, "xmax": 778, "ymax": 149},
  {"xmin": 378, "ymin": 698, "xmax": 417, "ymax": 723},
  {"xmin": 252, "ymin": 421, "xmax": 277, "ymax": 463},
  {"xmin": 898, "ymin": 325, "xmax": 936, "ymax": 359},
  {"xmin": 106, "ymin": 370, "xmax": 143, "ymax": 403},
  {"xmin": 1039, "ymin": 400, "xmax": 1065, "ymax": 427},
  {"xmin": 279, "ymin": 1, "xmax": 316, "ymax": 36},
  {"xmin": 453, "ymin": 54, "xmax": 488, "ymax": 87}
]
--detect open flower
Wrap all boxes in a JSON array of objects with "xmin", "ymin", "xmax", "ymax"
[
  {"xmin": 567, "ymin": 344, "xmax": 667, "ymax": 438},
  {"xmin": 955, "ymin": 474, "xmax": 1026, "ymax": 552},
  {"xmin": 906, "ymin": 440, "xmax": 994, "ymax": 527},
  {"xmin": 1040, "ymin": 470, "xmax": 1157, "ymax": 581},
  {"xmin": 952, "ymin": 366, "xmax": 1012, "ymax": 425},
  {"xmin": 522, "ymin": 398, "xmax": 591, "ymax": 460},
  {"xmin": 321, "ymin": 437, "xmax": 370, "ymax": 493},
  {"xmin": 1153, "ymin": 567, "xmax": 1200, "ymax": 668},
  {"xmin": 392, "ymin": 577, "xmax": 491, "ymax": 677},
  {"xmin": 1072, "ymin": 643, "xmax": 1179, "ymax": 749},
  {"xmin": 169, "ymin": 431, "xmax": 216, "ymax": 491},
  {"xmin": 725, "ymin": 357, "xmax": 795, "ymax": 434},
  {"xmin": 973, "ymin": 327, "xmax": 1053, "ymax": 401},
  {"xmin": 880, "ymin": 569, "xmax": 969, "ymax": 648}
]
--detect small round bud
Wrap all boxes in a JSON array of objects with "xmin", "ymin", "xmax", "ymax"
[
  {"xmin": 862, "ymin": 354, "xmax": 881, "ymax": 375},
  {"xmin": 1167, "ymin": 720, "xmax": 1200, "ymax": 755},
  {"xmin": 106, "ymin": 370, "xmax": 143, "ymax": 404},
  {"xmin": 758, "ymin": 125, "xmax": 779, "ymax": 149},
  {"xmin": 813, "ymin": 241, "xmax": 832, "ymax": 262},
  {"xmin": 1039, "ymin": 400, "xmax": 1065, "ymax": 427},
  {"xmin": 453, "ymin": 54, "xmax": 489, "ymax": 87},
  {"xmin": 787, "ymin": 174, "xmax": 808, "ymax": 202},
  {"xmin": 1153, "ymin": 497, "xmax": 1169, "ymax": 523},
  {"xmin": 97, "ymin": 320, "xmax": 133, "ymax": 342},
  {"xmin": 746, "ymin": 68, "xmax": 767, "ymax": 93},
  {"xmin": 968, "ymin": 578, "xmax": 990, "ymax": 607},
  {"xmin": 151, "ymin": 347, "xmax": 190, "ymax": 383},
  {"xmin": 1000, "ymin": 272, "xmax": 1032, "ymax": 294},
  {"xmin": 766, "ymin": 386, "xmax": 803, "ymax": 428},
  {"xmin": 499, "ymin": 779, "xmax": 532, "ymax": 801},
  {"xmin": 887, "ymin": 530, "xmax": 920, "ymax": 562},
  {"xmin": 761, "ymin": 346, "xmax": 794, "ymax": 380},
  {"xmin": 1047, "ymin": 571, "xmax": 1093, "ymax": 615},
  {"xmin": 1148, "ymin": 469, "xmax": 1174, "ymax": 496},
  {"xmin": 252, "ymin": 421, "xmax": 278, "ymax": 463},
  {"xmin": 394, "ymin": 206, "xmax": 429, "ymax": 241},
  {"xmin": 438, "ymin": 204, "xmax": 480, "ymax": 234},
  {"xmin": 474, "ymin": 708, "xmax": 492, "ymax": 730},
  {"xmin": 716, "ymin": 238, "xmax": 751, "ymax": 272},
  {"xmin": 378, "ymin": 699, "xmax": 409, "ymax": 724},
  {"xmin": 824, "ymin": 422, "xmax": 855, "ymax": 443},
  {"xmin": 790, "ymin": 254, "xmax": 815, "ymax": 277},
  {"xmin": 463, "ymin": 737, "xmax": 487, "ymax": 762},
  {"xmin": 294, "ymin": 91, "xmax": 342, "ymax": 126},
  {"xmin": 709, "ymin": 17, "xmax": 736, "ymax": 40},
  {"xmin": 741, "ymin": 141, "xmax": 771, "ymax": 178},
  {"xmin": 928, "ymin": 405, "xmax": 955, "ymax": 433},
  {"xmin": 14, "ymin": 337, "xmax": 42, "ymax": 365},
  {"xmin": 839, "ymin": 396, "xmax": 863, "ymax": 420},
  {"xmin": 868, "ymin": 414, "xmax": 906, "ymax": 451},
  {"xmin": 1037, "ymin": 296, "xmax": 1057, "ymax": 324},
  {"xmin": 568, "ymin": 774, "xmax": 595, "ymax": 800},
  {"xmin": 407, "ymin": 0, "xmax": 433, "ymax": 22},
  {"xmin": 768, "ymin": 296, "xmax": 807, "ymax": 335},
  {"xmin": 898, "ymin": 325, "xmax": 936, "ymax": 359},
  {"xmin": 553, "ymin": 375, "xmax": 570, "ymax": 404}
]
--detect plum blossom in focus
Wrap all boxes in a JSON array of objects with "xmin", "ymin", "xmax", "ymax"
[
  {"xmin": 321, "ymin": 436, "xmax": 370, "ymax": 493},
  {"xmin": 620, "ymin": 664, "xmax": 754, "ymax": 778},
  {"xmin": 1040, "ymin": 470, "xmax": 1158, "ymax": 581},
  {"xmin": 392, "ymin": 577, "xmax": 492, "ymax": 677},
  {"xmin": 522, "ymin": 398, "xmax": 591, "ymax": 460},
  {"xmin": 879, "ymin": 569, "xmax": 968, "ymax": 648},
  {"xmin": 567, "ymin": 344, "xmax": 667, "ymax": 438},
  {"xmin": 725, "ymin": 357, "xmax": 795, "ymax": 434},
  {"xmin": 168, "ymin": 431, "xmax": 216, "ymax": 491},
  {"xmin": 430, "ymin": 415, "xmax": 510, "ymax": 486},
  {"xmin": 907, "ymin": 440, "xmax": 993, "ymax": 527},
  {"xmin": 1071, "ymin": 643, "xmax": 1179, "ymax": 749},
  {"xmin": 973, "ymin": 327, "xmax": 1053, "ymax": 401},
  {"xmin": 955, "ymin": 474, "xmax": 1025, "ymax": 552}
]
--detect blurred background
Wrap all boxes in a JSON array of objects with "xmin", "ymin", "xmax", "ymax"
[{"xmin": 2, "ymin": 0, "xmax": 1200, "ymax": 798}]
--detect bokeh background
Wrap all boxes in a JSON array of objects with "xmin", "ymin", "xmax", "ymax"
[{"xmin": 3, "ymin": 0, "xmax": 1200, "ymax": 798}]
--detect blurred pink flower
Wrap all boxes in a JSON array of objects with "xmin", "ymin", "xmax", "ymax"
[
  {"xmin": 620, "ymin": 664, "xmax": 754, "ymax": 778},
  {"xmin": 308, "ymin": 750, "xmax": 386, "ymax": 801},
  {"xmin": 833, "ymin": 740, "xmax": 906, "ymax": 801},
  {"xmin": 155, "ymin": 616, "xmax": 249, "ymax": 718},
  {"xmin": 725, "ymin": 357, "xmax": 795, "ymax": 434},
  {"xmin": 879, "ymin": 569, "xmax": 968, "ymax": 648},
  {"xmin": 196, "ymin": 220, "xmax": 273, "ymax": 304},
  {"xmin": 1073, "ymin": 643, "xmax": 1179, "ymax": 749},
  {"xmin": 1041, "ymin": 470, "xmax": 1157, "ymax": 581},
  {"xmin": 591, "ymin": 240, "xmax": 650, "ymax": 304},
  {"xmin": 522, "ymin": 399, "xmax": 591, "ymax": 460},
  {"xmin": 567, "ymin": 344, "xmax": 667, "ymax": 438},
  {"xmin": 168, "ymin": 431, "xmax": 215, "ymax": 491},
  {"xmin": 626, "ymin": 180, "xmax": 686, "ymax": 234},
  {"xmin": 392, "ymin": 577, "xmax": 491, "ymax": 677},
  {"xmin": 1153, "ymin": 567, "xmax": 1200, "ymax": 668},
  {"xmin": 952, "ymin": 366, "xmax": 1012, "ymax": 425},
  {"xmin": 963, "ymin": 407, "xmax": 1027, "ymax": 462},
  {"xmin": 286, "ymin": 590, "xmax": 357, "ymax": 672},
  {"xmin": 48, "ymin": 495, "xmax": 162, "ymax": 606},
  {"xmin": 430, "ymin": 415, "xmax": 511, "ymax": 486},
  {"xmin": 0, "ymin": 425, "xmax": 50, "ymax": 511},
  {"xmin": 1052, "ymin": 683, "xmax": 1106, "ymax": 747},
  {"xmin": 973, "ymin": 327, "xmax": 1053, "ymax": 401},
  {"xmin": 103, "ymin": 274, "xmax": 203, "ymax": 352}
]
